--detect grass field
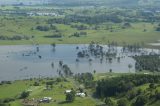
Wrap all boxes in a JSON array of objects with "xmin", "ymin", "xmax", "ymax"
[
  {"xmin": 0, "ymin": 80, "xmax": 29, "ymax": 99},
  {"xmin": 0, "ymin": 15, "xmax": 159, "ymax": 47},
  {"xmin": 0, "ymin": 78, "xmax": 99, "ymax": 106}
]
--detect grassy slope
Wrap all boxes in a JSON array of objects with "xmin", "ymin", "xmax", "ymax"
[
  {"xmin": 0, "ymin": 78, "xmax": 98, "ymax": 106},
  {"xmin": 1, "ymin": 73, "xmax": 160, "ymax": 106},
  {"xmin": 0, "ymin": 80, "xmax": 29, "ymax": 99}
]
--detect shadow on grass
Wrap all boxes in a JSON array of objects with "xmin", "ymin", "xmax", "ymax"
[
  {"xmin": 44, "ymin": 35, "xmax": 62, "ymax": 38},
  {"xmin": 58, "ymin": 101, "xmax": 72, "ymax": 104}
]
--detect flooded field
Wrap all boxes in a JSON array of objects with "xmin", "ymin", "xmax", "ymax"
[{"xmin": 0, "ymin": 44, "xmax": 159, "ymax": 81}]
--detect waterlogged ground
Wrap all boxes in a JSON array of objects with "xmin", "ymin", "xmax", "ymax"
[{"xmin": 0, "ymin": 44, "xmax": 159, "ymax": 81}]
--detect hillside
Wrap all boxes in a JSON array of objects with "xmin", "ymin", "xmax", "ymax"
[
  {"xmin": 1, "ymin": 0, "xmax": 160, "ymax": 7},
  {"xmin": 0, "ymin": 73, "xmax": 160, "ymax": 106}
]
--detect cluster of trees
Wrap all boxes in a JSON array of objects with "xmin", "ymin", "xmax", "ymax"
[
  {"xmin": 19, "ymin": 91, "xmax": 30, "ymax": 99},
  {"xmin": 65, "ymin": 90, "xmax": 76, "ymax": 102},
  {"xmin": 0, "ymin": 35, "xmax": 30, "ymax": 40},
  {"xmin": 57, "ymin": 62, "xmax": 73, "ymax": 77},
  {"xmin": 0, "ymin": 98, "xmax": 15, "ymax": 106},
  {"xmin": 0, "ymin": 81, "xmax": 12, "ymax": 85},
  {"xmin": 71, "ymin": 24, "xmax": 88, "ymax": 30},
  {"xmin": 70, "ymin": 32, "xmax": 87, "ymax": 37},
  {"xmin": 33, "ymin": 77, "xmax": 68, "ymax": 90},
  {"xmin": 36, "ymin": 24, "xmax": 58, "ymax": 32},
  {"xmin": 50, "ymin": 24, "xmax": 58, "ymax": 31},
  {"xmin": 156, "ymin": 27, "xmax": 160, "ymax": 31},
  {"xmin": 77, "ymin": 42, "xmax": 104, "ymax": 58},
  {"xmin": 45, "ymin": 80, "xmax": 56, "ymax": 90},
  {"xmin": 156, "ymin": 23, "xmax": 160, "ymax": 31},
  {"xmin": 0, "ymin": 91, "xmax": 30, "ymax": 105},
  {"xmin": 33, "ymin": 81, "xmax": 40, "ymax": 86},
  {"xmin": 74, "ymin": 72, "xmax": 94, "ymax": 88},
  {"xmin": 46, "ymin": 7, "xmax": 160, "ymax": 26},
  {"xmin": 96, "ymin": 74, "xmax": 160, "ymax": 98},
  {"xmin": 138, "ymin": 10, "xmax": 160, "ymax": 22},
  {"xmin": 105, "ymin": 96, "xmax": 149, "ymax": 106},
  {"xmin": 47, "ymin": 14, "xmax": 123, "ymax": 25},
  {"xmin": 96, "ymin": 74, "xmax": 160, "ymax": 106},
  {"xmin": 62, "ymin": 65, "xmax": 73, "ymax": 77},
  {"xmin": 134, "ymin": 55, "xmax": 160, "ymax": 72},
  {"xmin": 67, "ymin": 14, "xmax": 123, "ymax": 24},
  {"xmin": 51, "ymin": 43, "xmax": 56, "ymax": 48},
  {"xmin": 76, "ymin": 41, "xmax": 120, "ymax": 64},
  {"xmin": 36, "ymin": 25, "xmax": 50, "ymax": 31},
  {"xmin": 122, "ymin": 22, "xmax": 132, "ymax": 29},
  {"xmin": 122, "ymin": 43, "xmax": 141, "ymax": 53},
  {"xmin": 44, "ymin": 33, "xmax": 63, "ymax": 38},
  {"xmin": 47, "ymin": 18, "xmax": 69, "ymax": 25}
]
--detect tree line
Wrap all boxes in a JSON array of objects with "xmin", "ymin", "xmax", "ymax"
[
  {"xmin": 95, "ymin": 74, "xmax": 160, "ymax": 106},
  {"xmin": 47, "ymin": 14, "xmax": 123, "ymax": 25},
  {"xmin": 134, "ymin": 55, "xmax": 160, "ymax": 72}
]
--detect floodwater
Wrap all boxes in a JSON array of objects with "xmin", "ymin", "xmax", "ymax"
[
  {"xmin": 148, "ymin": 40, "xmax": 160, "ymax": 46},
  {"xmin": 148, "ymin": 43, "xmax": 160, "ymax": 46},
  {"xmin": 0, "ymin": 44, "xmax": 158, "ymax": 81}
]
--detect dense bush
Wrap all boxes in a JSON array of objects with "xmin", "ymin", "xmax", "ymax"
[
  {"xmin": 33, "ymin": 81, "xmax": 40, "ymax": 86},
  {"xmin": 44, "ymin": 33, "xmax": 62, "ymax": 38},
  {"xmin": 46, "ymin": 81, "xmax": 55, "ymax": 85},
  {"xmin": 155, "ymin": 92, "xmax": 160, "ymax": 100},
  {"xmin": 105, "ymin": 97, "xmax": 116, "ymax": 106},
  {"xmin": 117, "ymin": 98, "xmax": 129, "ymax": 106},
  {"xmin": 75, "ymin": 73, "xmax": 94, "ymax": 88},
  {"xmin": 36, "ymin": 25, "xmax": 50, "ymax": 31},
  {"xmin": 71, "ymin": 24, "xmax": 88, "ymax": 30},
  {"xmin": 134, "ymin": 95, "xmax": 148, "ymax": 106},
  {"xmin": 0, "ymin": 103, "xmax": 7, "ymax": 106},
  {"xmin": 66, "ymin": 90, "xmax": 75, "ymax": 102},
  {"xmin": 71, "ymin": 32, "xmax": 87, "ymax": 37},
  {"xmin": 0, "ymin": 35, "xmax": 29, "ymax": 40},
  {"xmin": 0, "ymin": 81, "xmax": 12, "ymax": 84},
  {"xmin": 19, "ymin": 91, "xmax": 29, "ymax": 99},
  {"xmin": 122, "ymin": 22, "xmax": 131, "ymax": 29},
  {"xmin": 3, "ymin": 98, "xmax": 15, "ymax": 103},
  {"xmin": 156, "ymin": 27, "xmax": 160, "ymax": 31},
  {"xmin": 127, "ymin": 90, "xmax": 138, "ymax": 100}
]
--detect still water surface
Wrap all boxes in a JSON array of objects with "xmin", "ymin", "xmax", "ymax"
[{"xmin": 1, "ymin": 44, "xmax": 155, "ymax": 81}]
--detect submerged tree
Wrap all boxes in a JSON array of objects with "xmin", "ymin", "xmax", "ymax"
[
  {"xmin": 59, "ymin": 61, "xmax": 63, "ymax": 67},
  {"xmin": 51, "ymin": 43, "xmax": 56, "ymax": 48},
  {"xmin": 128, "ymin": 64, "xmax": 133, "ymax": 72}
]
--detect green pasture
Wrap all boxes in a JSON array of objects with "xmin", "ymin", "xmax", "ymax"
[
  {"xmin": 0, "ymin": 15, "xmax": 159, "ymax": 47},
  {"xmin": 0, "ymin": 78, "xmax": 98, "ymax": 106}
]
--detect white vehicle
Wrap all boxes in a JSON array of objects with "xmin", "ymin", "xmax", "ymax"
[{"xmin": 39, "ymin": 97, "xmax": 52, "ymax": 103}]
